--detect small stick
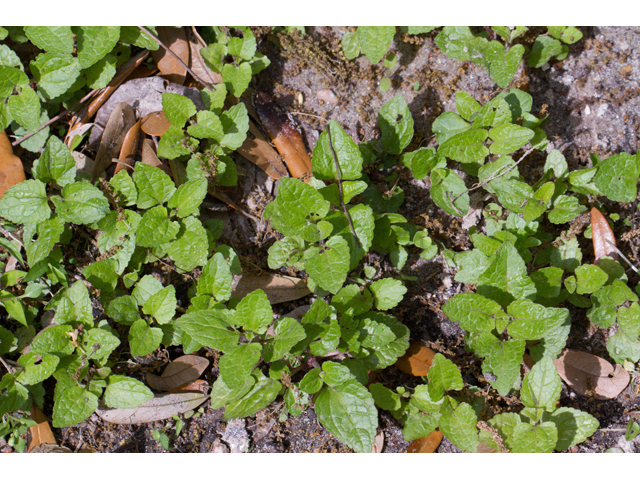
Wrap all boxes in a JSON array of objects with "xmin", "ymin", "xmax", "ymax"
[
  {"xmin": 0, "ymin": 356, "xmax": 14, "ymax": 374},
  {"xmin": 138, "ymin": 26, "xmax": 216, "ymax": 93},
  {"xmin": 12, "ymin": 89, "xmax": 98, "ymax": 147},
  {"xmin": 289, "ymin": 112, "xmax": 328, "ymax": 122},
  {"xmin": 605, "ymin": 239, "xmax": 640, "ymax": 275}
]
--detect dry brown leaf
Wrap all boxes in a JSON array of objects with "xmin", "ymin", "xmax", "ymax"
[
  {"xmin": 141, "ymin": 138, "xmax": 172, "ymax": 176},
  {"xmin": 140, "ymin": 111, "xmax": 172, "ymax": 136},
  {"xmin": 0, "ymin": 130, "xmax": 26, "ymax": 199},
  {"xmin": 26, "ymin": 406, "xmax": 57, "ymax": 452},
  {"xmin": 96, "ymin": 391, "xmax": 207, "ymax": 424},
  {"xmin": 231, "ymin": 274, "xmax": 310, "ymax": 304},
  {"xmin": 151, "ymin": 27, "xmax": 189, "ymax": 85},
  {"xmin": 188, "ymin": 27, "xmax": 223, "ymax": 85},
  {"xmin": 30, "ymin": 444, "xmax": 73, "ymax": 453},
  {"xmin": 254, "ymin": 92, "xmax": 312, "ymax": 179},
  {"xmin": 395, "ymin": 341, "xmax": 437, "ymax": 376},
  {"xmin": 371, "ymin": 431, "xmax": 385, "ymax": 453},
  {"xmin": 554, "ymin": 348, "xmax": 630, "ymax": 400},
  {"xmin": 114, "ymin": 119, "xmax": 142, "ymax": 174},
  {"xmin": 591, "ymin": 207, "xmax": 618, "ymax": 262},
  {"xmin": 407, "ymin": 431, "xmax": 443, "ymax": 453},
  {"xmin": 232, "ymin": 121, "xmax": 288, "ymax": 179},
  {"xmin": 92, "ymin": 102, "xmax": 136, "ymax": 180},
  {"xmin": 166, "ymin": 379, "xmax": 208, "ymax": 394},
  {"xmin": 146, "ymin": 355, "xmax": 209, "ymax": 392}
]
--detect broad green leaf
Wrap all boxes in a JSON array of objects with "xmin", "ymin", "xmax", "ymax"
[
  {"xmin": 106, "ymin": 295, "xmax": 141, "ymax": 325},
  {"xmin": 219, "ymin": 344, "xmax": 262, "ymax": 389},
  {"xmin": 110, "ymin": 170, "xmax": 137, "ymax": 206},
  {"xmin": 82, "ymin": 259, "xmax": 119, "ymax": 292},
  {"xmin": 30, "ymin": 325, "xmax": 74, "ymax": 356},
  {"xmin": 52, "ymin": 182, "xmax": 109, "ymax": 225},
  {"xmin": 341, "ymin": 31, "xmax": 360, "ymax": 59},
  {"xmin": 455, "ymin": 91, "xmax": 481, "ymax": 121},
  {"xmin": 402, "ymin": 412, "xmax": 439, "ymax": 442},
  {"xmin": 528, "ymin": 36, "xmax": 563, "ymax": 68},
  {"xmin": 435, "ymin": 27, "xmax": 475, "ymax": 61},
  {"xmin": 186, "ymin": 110, "xmax": 223, "ymax": 140},
  {"xmin": 74, "ymin": 26, "xmax": 121, "ymax": 68},
  {"xmin": 439, "ymin": 402, "xmax": 478, "ymax": 452},
  {"xmin": 378, "ymin": 94, "xmax": 414, "ymax": 154},
  {"xmin": 227, "ymin": 33, "xmax": 257, "ymax": 60},
  {"xmin": 305, "ymin": 235, "xmax": 350, "ymax": 294},
  {"xmin": 427, "ymin": 354, "xmax": 464, "ymax": 401},
  {"xmin": 0, "ymin": 65, "xmax": 29, "ymax": 97},
  {"xmin": 222, "ymin": 62, "xmax": 252, "ymax": 97},
  {"xmin": 575, "ymin": 264, "xmax": 608, "ymax": 295},
  {"xmin": 300, "ymin": 368, "xmax": 324, "ymax": 394},
  {"xmin": 175, "ymin": 309, "xmax": 239, "ymax": 353},
  {"xmin": 142, "ymin": 285, "xmax": 176, "ymax": 325},
  {"xmin": 369, "ymin": 383, "xmax": 402, "ymax": 412},
  {"xmin": 16, "ymin": 352, "xmax": 59, "ymax": 385},
  {"xmin": 133, "ymin": 163, "xmax": 176, "ymax": 209},
  {"xmin": 103, "ymin": 375, "xmax": 153, "ymax": 408},
  {"xmin": 521, "ymin": 356, "xmax": 561, "ymax": 411},
  {"xmin": 548, "ymin": 194, "xmax": 587, "ymax": 224},
  {"xmin": 119, "ymin": 26, "xmax": 159, "ymax": 51},
  {"xmin": 32, "ymin": 135, "xmax": 76, "ymax": 187},
  {"xmin": 357, "ymin": 26, "xmax": 395, "ymax": 64},
  {"xmin": 82, "ymin": 328, "xmax": 120, "ymax": 360},
  {"xmin": 429, "ymin": 168, "xmax": 469, "ymax": 216},
  {"xmin": 550, "ymin": 237, "xmax": 582, "ymax": 273},
  {"xmin": 438, "ymin": 129, "xmax": 489, "ymax": 163},
  {"xmin": 157, "ymin": 125, "xmax": 192, "ymax": 160},
  {"xmin": 24, "ymin": 215, "xmax": 65, "ymax": 266},
  {"xmin": 332, "ymin": 284, "xmax": 373, "ymax": 315},
  {"xmin": 316, "ymin": 379, "xmax": 377, "ymax": 453},
  {"xmin": 312, "ymin": 120, "xmax": 363, "ymax": 180},
  {"xmin": 545, "ymin": 149, "xmax": 569, "ymax": 177},
  {"xmin": 492, "ymin": 26, "xmax": 528, "ymax": 42},
  {"xmin": 197, "ymin": 252, "xmax": 233, "ymax": 302},
  {"xmin": 443, "ymin": 292, "xmax": 502, "ymax": 333},
  {"xmin": 224, "ymin": 371, "xmax": 281, "ymax": 419},
  {"xmin": 507, "ymin": 300, "xmax": 569, "ymax": 340},
  {"xmin": 8, "ymin": 86, "xmax": 41, "ymax": 132},
  {"xmin": 132, "ymin": 275, "xmax": 163, "ymax": 306},
  {"xmin": 618, "ymin": 302, "xmax": 640, "ymax": 339},
  {"xmin": 544, "ymin": 407, "xmax": 599, "ymax": 451},
  {"xmin": 402, "ymin": 147, "xmax": 438, "ymax": 180},
  {"xmin": 606, "ymin": 330, "xmax": 640, "ymax": 364},
  {"xmin": 486, "ymin": 43, "xmax": 525, "ymax": 89},
  {"xmin": 0, "ymin": 374, "xmax": 30, "ymax": 417},
  {"xmin": 524, "ymin": 182, "xmax": 554, "ymax": 222},
  {"xmin": 235, "ymin": 289, "xmax": 273, "ymax": 333},
  {"xmin": 0, "ymin": 326, "xmax": 17, "ymax": 355},
  {"xmin": 482, "ymin": 338, "xmax": 526, "ymax": 396},
  {"xmin": 478, "ymin": 155, "xmax": 518, "ymax": 194},
  {"xmin": 52, "ymin": 386, "xmax": 98, "ymax": 428},
  {"xmin": 594, "ymin": 153, "xmax": 638, "ymax": 202},
  {"xmin": 54, "ymin": 280, "xmax": 93, "ymax": 326},
  {"xmin": 511, "ymin": 422, "xmax": 557, "ymax": 453},
  {"xmin": 24, "ymin": 26, "xmax": 74, "ymax": 54},
  {"xmin": 472, "ymin": 97, "xmax": 511, "ymax": 129},
  {"xmin": 136, "ymin": 206, "xmax": 179, "ymax": 247},
  {"xmin": 263, "ymin": 316, "xmax": 306, "ymax": 362},
  {"xmin": 129, "ymin": 319, "xmax": 163, "ymax": 356},
  {"xmin": 162, "ymin": 92, "xmax": 196, "ymax": 129},
  {"xmin": 321, "ymin": 361, "xmax": 352, "ymax": 387},
  {"xmin": 30, "ymin": 53, "xmax": 81, "ymax": 99},
  {"xmin": 210, "ymin": 374, "xmax": 255, "ymax": 409},
  {"xmin": 433, "ymin": 112, "xmax": 471, "ymax": 144},
  {"xmin": 489, "ymin": 124, "xmax": 535, "ymax": 155},
  {"xmin": 167, "ymin": 216, "xmax": 208, "ymax": 271},
  {"xmin": 369, "ymin": 278, "xmax": 406, "ymax": 310},
  {"xmin": 0, "ymin": 179, "xmax": 50, "ymax": 224},
  {"xmin": 531, "ymin": 266, "xmax": 563, "ymax": 299}
]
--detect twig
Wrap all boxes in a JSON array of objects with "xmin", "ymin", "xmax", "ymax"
[
  {"xmin": 12, "ymin": 89, "xmax": 98, "ymax": 147},
  {"xmin": 605, "ymin": 239, "xmax": 640, "ymax": 275},
  {"xmin": 327, "ymin": 127, "xmax": 363, "ymax": 250},
  {"xmin": 289, "ymin": 112, "xmax": 328, "ymax": 122},
  {"xmin": 450, "ymin": 140, "xmax": 548, "ymax": 204},
  {"xmin": 138, "ymin": 26, "xmax": 216, "ymax": 93},
  {"xmin": 0, "ymin": 226, "xmax": 24, "ymax": 248},
  {"xmin": 0, "ymin": 356, "xmax": 14, "ymax": 374}
]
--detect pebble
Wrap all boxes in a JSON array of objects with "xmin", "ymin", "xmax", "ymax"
[{"xmin": 316, "ymin": 89, "xmax": 339, "ymax": 105}]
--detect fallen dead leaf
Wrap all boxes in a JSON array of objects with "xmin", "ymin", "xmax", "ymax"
[
  {"xmin": 188, "ymin": 27, "xmax": 223, "ymax": 85},
  {"xmin": 141, "ymin": 111, "xmax": 172, "ymax": 136},
  {"xmin": 235, "ymin": 121, "xmax": 288, "ymax": 179},
  {"xmin": 96, "ymin": 391, "xmax": 207, "ymax": 424},
  {"xmin": 407, "ymin": 431, "xmax": 443, "ymax": 453},
  {"xmin": 371, "ymin": 431, "xmax": 384, "ymax": 453},
  {"xmin": 146, "ymin": 355, "xmax": 209, "ymax": 392},
  {"xmin": 92, "ymin": 102, "xmax": 136, "ymax": 180},
  {"xmin": 395, "ymin": 341, "xmax": 437, "ymax": 376},
  {"xmin": 30, "ymin": 444, "xmax": 73, "ymax": 453},
  {"xmin": 27, "ymin": 406, "xmax": 57, "ymax": 452},
  {"xmin": 231, "ymin": 274, "xmax": 310, "ymax": 304},
  {"xmin": 0, "ymin": 130, "xmax": 26, "ymax": 199},
  {"xmin": 554, "ymin": 348, "xmax": 630, "ymax": 400},
  {"xmin": 141, "ymin": 138, "xmax": 172, "ymax": 176},
  {"xmin": 591, "ymin": 207, "xmax": 618, "ymax": 262},
  {"xmin": 151, "ymin": 27, "xmax": 189, "ymax": 85},
  {"xmin": 114, "ymin": 119, "xmax": 142, "ymax": 174},
  {"xmin": 166, "ymin": 379, "xmax": 208, "ymax": 394}
]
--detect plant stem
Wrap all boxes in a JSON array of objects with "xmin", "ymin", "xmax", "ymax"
[
  {"xmin": 605, "ymin": 239, "xmax": 640, "ymax": 275},
  {"xmin": 327, "ymin": 127, "xmax": 363, "ymax": 250},
  {"xmin": 138, "ymin": 26, "xmax": 216, "ymax": 93},
  {"xmin": 12, "ymin": 89, "xmax": 98, "ymax": 147}
]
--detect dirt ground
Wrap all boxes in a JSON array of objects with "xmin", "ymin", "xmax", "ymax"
[{"xmin": 3, "ymin": 26, "xmax": 640, "ymax": 453}]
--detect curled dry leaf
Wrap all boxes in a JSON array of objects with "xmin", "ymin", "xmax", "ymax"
[
  {"xmin": 27, "ymin": 405, "xmax": 57, "ymax": 452},
  {"xmin": 188, "ymin": 27, "xmax": 223, "ymax": 85},
  {"xmin": 231, "ymin": 274, "xmax": 311, "ymax": 304},
  {"xmin": 395, "ymin": 341, "xmax": 437, "ymax": 376},
  {"xmin": 235, "ymin": 121, "xmax": 288, "ymax": 179},
  {"xmin": 166, "ymin": 379, "xmax": 208, "ymax": 394},
  {"xmin": 407, "ymin": 431, "xmax": 443, "ymax": 453},
  {"xmin": 554, "ymin": 348, "xmax": 630, "ymax": 400},
  {"xmin": 0, "ymin": 130, "xmax": 26, "ymax": 199},
  {"xmin": 92, "ymin": 102, "xmax": 136, "ymax": 180},
  {"xmin": 141, "ymin": 111, "xmax": 172, "ymax": 136},
  {"xmin": 96, "ymin": 391, "xmax": 207, "ymax": 424},
  {"xmin": 591, "ymin": 207, "xmax": 618, "ymax": 262},
  {"xmin": 114, "ymin": 119, "xmax": 142, "ymax": 174},
  {"xmin": 146, "ymin": 354, "xmax": 209, "ymax": 392},
  {"xmin": 151, "ymin": 27, "xmax": 189, "ymax": 85},
  {"xmin": 371, "ymin": 431, "xmax": 385, "ymax": 453},
  {"xmin": 141, "ymin": 139, "xmax": 172, "ymax": 176},
  {"xmin": 253, "ymin": 91, "xmax": 313, "ymax": 179}
]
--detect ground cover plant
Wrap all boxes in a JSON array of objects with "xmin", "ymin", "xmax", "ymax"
[{"xmin": 1, "ymin": 26, "xmax": 640, "ymax": 453}]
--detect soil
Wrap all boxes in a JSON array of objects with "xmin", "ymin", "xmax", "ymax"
[{"xmin": 2, "ymin": 26, "xmax": 640, "ymax": 454}]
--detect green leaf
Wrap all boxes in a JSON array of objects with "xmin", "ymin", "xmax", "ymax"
[
  {"xmin": 455, "ymin": 91, "xmax": 481, "ymax": 121},
  {"xmin": 548, "ymin": 195, "xmax": 587, "ymax": 224},
  {"xmin": 74, "ymin": 26, "xmax": 120, "ymax": 68},
  {"xmin": 136, "ymin": 206, "xmax": 180, "ymax": 247},
  {"xmin": 511, "ymin": 422, "xmax": 557, "ymax": 453},
  {"xmin": 531, "ymin": 266, "xmax": 563, "ymax": 299},
  {"xmin": 312, "ymin": 120, "xmax": 363, "ymax": 180},
  {"xmin": 142, "ymin": 285, "xmax": 177, "ymax": 325},
  {"xmin": 219, "ymin": 103, "xmax": 250, "ymax": 150},
  {"xmin": 82, "ymin": 328, "xmax": 120, "ymax": 360},
  {"xmin": 544, "ymin": 407, "xmax": 598, "ymax": 451},
  {"xmin": 24, "ymin": 215, "xmax": 65, "ymax": 266},
  {"xmin": 429, "ymin": 169, "xmax": 469, "ymax": 216},
  {"xmin": 16, "ymin": 352, "xmax": 59, "ymax": 385},
  {"xmin": 186, "ymin": 110, "xmax": 223, "ymax": 140},
  {"xmin": 432, "ymin": 112, "xmax": 471, "ymax": 144},
  {"xmin": 403, "ymin": 412, "xmax": 440, "ymax": 442},
  {"xmin": 594, "ymin": 153, "xmax": 638, "ymax": 202},
  {"xmin": 489, "ymin": 124, "xmax": 535, "ymax": 155},
  {"xmin": 369, "ymin": 278, "xmax": 406, "ymax": 310},
  {"xmin": 197, "ymin": 252, "xmax": 233, "ymax": 302},
  {"xmin": 507, "ymin": 300, "xmax": 569, "ymax": 340},
  {"xmin": 606, "ymin": 330, "xmax": 640, "ymax": 364},
  {"xmin": 210, "ymin": 374, "xmax": 255, "ymax": 409},
  {"xmin": 162, "ymin": 92, "xmax": 196, "ymax": 129},
  {"xmin": 30, "ymin": 325, "xmax": 74, "ymax": 356},
  {"xmin": 378, "ymin": 94, "xmax": 414, "ymax": 155},
  {"xmin": 332, "ymin": 284, "xmax": 373, "ymax": 315},
  {"xmin": 54, "ymin": 280, "xmax": 93, "ymax": 326},
  {"xmin": 52, "ymin": 386, "xmax": 98, "ymax": 428},
  {"xmin": 52, "ymin": 182, "xmax": 109, "ymax": 225},
  {"xmin": 316, "ymin": 379, "xmax": 377, "ymax": 453},
  {"xmin": 263, "ymin": 316, "xmax": 306, "ymax": 362},
  {"xmin": 219, "ymin": 344, "xmax": 262, "ymax": 389},
  {"xmin": 119, "ymin": 26, "xmax": 159, "ymax": 50},
  {"xmin": 32, "ymin": 135, "xmax": 76, "ymax": 187},
  {"xmin": 235, "ymin": 289, "xmax": 273, "ymax": 333},
  {"xmin": 133, "ymin": 163, "xmax": 176, "ymax": 209},
  {"xmin": 103, "ymin": 375, "xmax": 154, "ymax": 408},
  {"xmin": 575, "ymin": 264, "xmax": 608, "ymax": 295},
  {"xmin": 110, "ymin": 170, "xmax": 138, "ymax": 207},
  {"xmin": 438, "ymin": 129, "xmax": 489, "ymax": 163},
  {"xmin": 157, "ymin": 125, "xmax": 192, "ymax": 160},
  {"xmin": 24, "ymin": 26, "xmax": 74, "ymax": 54},
  {"xmin": 528, "ymin": 36, "xmax": 563, "ymax": 68},
  {"xmin": 0, "ymin": 326, "xmax": 17, "ymax": 355},
  {"xmin": 167, "ymin": 216, "xmax": 208, "ymax": 271},
  {"xmin": 341, "ymin": 31, "xmax": 360, "ymax": 59},
  {"xmin": 82, "ymin": 259, "xmax": 119, "ymax": 292},
  {"xmin": 200, "ymin": 43, "xmax": 226, "ymax": 73},
  {"xmin": 227, "ymin": 33, "xmax": 257, "ymax": 61},
  {"xmin": 0, "ymin": 179, "xmax": 50, "ymax": 224},
  {"xmin": 524, "ymin": 182, "xmax": 554, "ymax": 222},
  {"xmin": 222, "ymin": 62, "xmax": 252, "ymax": 97},
  {"xmin": 521, "ymin": 356, "xmax": 561, "ymax": 411},
  {"xmin": 369, "ymin": 383, "xmax": 402, "ymax": 412},
  {"xmin": 486, "ymin": 43, "xmax": 525, "ymax": 89},
  {"xmin": 175, "ymin": 309, "xmax": 240, "ymax": 353},
  {"xmin": 439, "ymin": 402, "xmax": 478, "ymax": 452},
  {"xmin": 106, "ymin": 295, "xmax": 141, "ymax": 325},
  {"xmin": 224, "ymin": 371, "xmax": 281, "ymax": 419},
  {"xmin": 427, "ymin": 354, "xmax": 464, "ymax": 401},
  {"xmin": 550, "ymin": 237, "xmax": 582, "ymax": 273},
  {"xmin": 132, "ymin": 275, "xmax": 163, "ymax": 306},
  {"xmin": 129, "ymin": 319, "xmax": 163, "ymax": 357},
  {"xmin": 30, "ymin": 53, "xmax": 81, "ymax": 100},
  {"xmin": 300, "ymin": 368, "xmax": 324, "ymax": 394},
  {"xmin": 8, "ymin": 86, "xmax": 41, "ymax": 132},
  {"xmin": 472, "ymin": 97, "xmax": 512, "ymax": 129},
  {"xmin": 482, "ymin": 338, "xmax": 526, "ymax": 396},
  {"xmin": 321, "ymin": 361, "xmax": 353, "ymax": 387},
  {"xmin": 305, "ymin": 235, "xmax": 350, "ymax": 295},
  {"xmin": 0, "ymin": 65, "xmax": 29, "ymax": 97},
  {"xmin": 356, "ymin": 26, "xmax": 395, "ymax": 64},
  {"xmin": 443, "ymin": 292, "xmax": 502, "ymax": 333}
]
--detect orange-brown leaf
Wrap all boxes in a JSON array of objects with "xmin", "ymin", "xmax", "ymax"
[
  {"xmin": 146, "ymin": 355, "xmax": 209, "ymax": 392},
  {"xmin": 114, "ymin": 119, "xmax": 142, "ymax": 174},
  {"xmin": 231, "ymin": 274, "xmax": 311, "ymax": 304},
  {"xmin": 27, "ymin": 406, "xmax": 57, "ymax": 452},
  {"xmin": 141, "ymin": 111, "xmax": 172, "ymax": 136},
  {"xmin": 141, "ymin": 138, "xmax": 172, "ymax": 176},
  {"xmin": 167, "ymin": 379, "xmax": 208, "ymax": 394},
  {"xmin": 188, "ymin": 27, "xmax": 223, "ymax": 85},
  {"xmin": 151, "ymin": 27, "xmax": 189, "ymax": 85},
  {"xmin": 407, "ymin": 431, "xmax": 443, "ymax": 453},
  {"xmin": 395, "ymin": 341, "xmax": 437, "ymax": 376},
  {"xmin": 591, "ymin": 207, "xmax": 618, "ymax": 263},
  {"xmin": 0, "ymin": 130, "xmax": 25, "ymax": 199}
]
